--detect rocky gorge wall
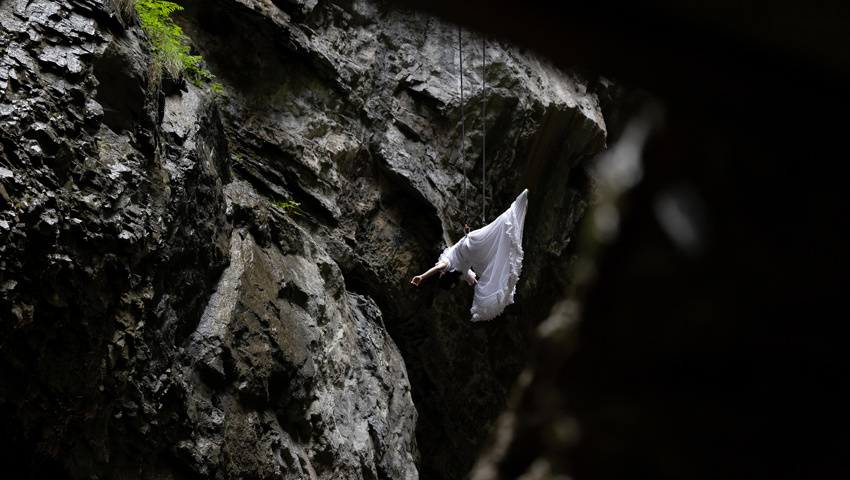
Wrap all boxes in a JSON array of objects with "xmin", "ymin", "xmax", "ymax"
[{"xmin": 0, "ymin": 0, "xmax": 608, "ymax": 478}]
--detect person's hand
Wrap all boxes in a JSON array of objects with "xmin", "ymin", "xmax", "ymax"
[
  {"xmin": 411, "ymin": 276, "xmax": 423, "ymax": 286},
  {"xmin": 473, "ymin": 278, "xmax": 478, "ymax": 286}
]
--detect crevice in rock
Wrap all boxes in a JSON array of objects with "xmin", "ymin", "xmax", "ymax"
[{"xmin": 91, "ymin": 33, "xmax": 146, "ymax": 135}]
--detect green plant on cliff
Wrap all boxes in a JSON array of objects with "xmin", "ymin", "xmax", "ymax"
[
  {"xmin": 267, "ymin": 194, "xmax": 302, "ymax": 216},
  {"xmin": 238, "ymin": 177, "xmax": 302, "ymax": 216},
  {"xmin": 120, "ymin": 0, "xmax": 223, "ymax": 95}
]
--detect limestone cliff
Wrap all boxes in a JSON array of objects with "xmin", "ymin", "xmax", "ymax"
[{"xmin": 0, "ymin": 0, "xmax": 607, "ymax": 478}]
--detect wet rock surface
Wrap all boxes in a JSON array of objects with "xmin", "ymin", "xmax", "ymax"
[
  {"xmin": 176, "ymin": 1, "xmax": 605, "ymax": 476},
  {"xmin": 0, "ymin": 0, "xmax": 607, "ymax": 478}
]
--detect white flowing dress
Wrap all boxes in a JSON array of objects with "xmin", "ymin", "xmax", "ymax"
[{"xmin": 438, "ymin": 189, "xmax": 529, "ymax": 321}]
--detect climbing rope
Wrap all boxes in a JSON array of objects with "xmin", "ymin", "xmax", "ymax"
[
  {"xmin": 458, "ymin": 28, "xmax": 488, "ymax": 234},
  {"xmin": 481, "ymin": 35, "xmax": 486, "ymax": 225},
  {"xmin": 459, "ymin": 26, "xmax": 469, "ymax": 235}
]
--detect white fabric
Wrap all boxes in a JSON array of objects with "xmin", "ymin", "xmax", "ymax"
[{"xmin": 437, "ymin": 189, "xmax": 529, "ymax": 321}]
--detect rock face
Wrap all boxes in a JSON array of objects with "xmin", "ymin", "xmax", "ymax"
[{"xmin": 0, "ymin": 0, "xmax": 606, "ymax": 478}]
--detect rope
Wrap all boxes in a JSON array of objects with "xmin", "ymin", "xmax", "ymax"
[
  {"xmin": 481, "ymin": 35, "xmax": 486, "ymax": 225},
  {"xmin": 459, "ymin": 26, "xmax": 469, "ymax": 234},
  {"xmin": 458, "ymin": 30, "xmax": 489, "ymax": 232}
]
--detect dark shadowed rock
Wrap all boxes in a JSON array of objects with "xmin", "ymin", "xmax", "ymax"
[
  {"xmin": 0, "ymin": 0, "xmax": 607, "ymax": 478},
  {"xmin": 174, "ymin": 1, "xmax": 605, "ymax": 476}
]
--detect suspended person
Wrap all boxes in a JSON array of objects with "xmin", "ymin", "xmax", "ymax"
[{"xmin": 410, "ymin": 189, "xmax": 529, "ymax": 321}]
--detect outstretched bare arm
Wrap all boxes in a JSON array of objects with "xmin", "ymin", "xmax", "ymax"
[{"xmin": 411, "ymin": 261, "xmax": 448, "ymax": 286}]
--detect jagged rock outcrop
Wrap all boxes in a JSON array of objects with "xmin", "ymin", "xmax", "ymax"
[
  {"xmin": 0, "ymin": 0, "xmax": 607, "ymax": 478},
  {"xmin": 177, "ymin": 2, "xmax": 606, "ymax": 476},
  {"xmin": 1, "ymin": 1, "xmax": 231, "ymax": 476},
  {"xmin": 178, "ymin": 180, "xmax": 418, "ymax": 479}
]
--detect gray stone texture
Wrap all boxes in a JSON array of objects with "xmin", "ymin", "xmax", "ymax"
[{"xmin": 0, "ymin": 0, "xmax": 607, "ymax": 478}]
